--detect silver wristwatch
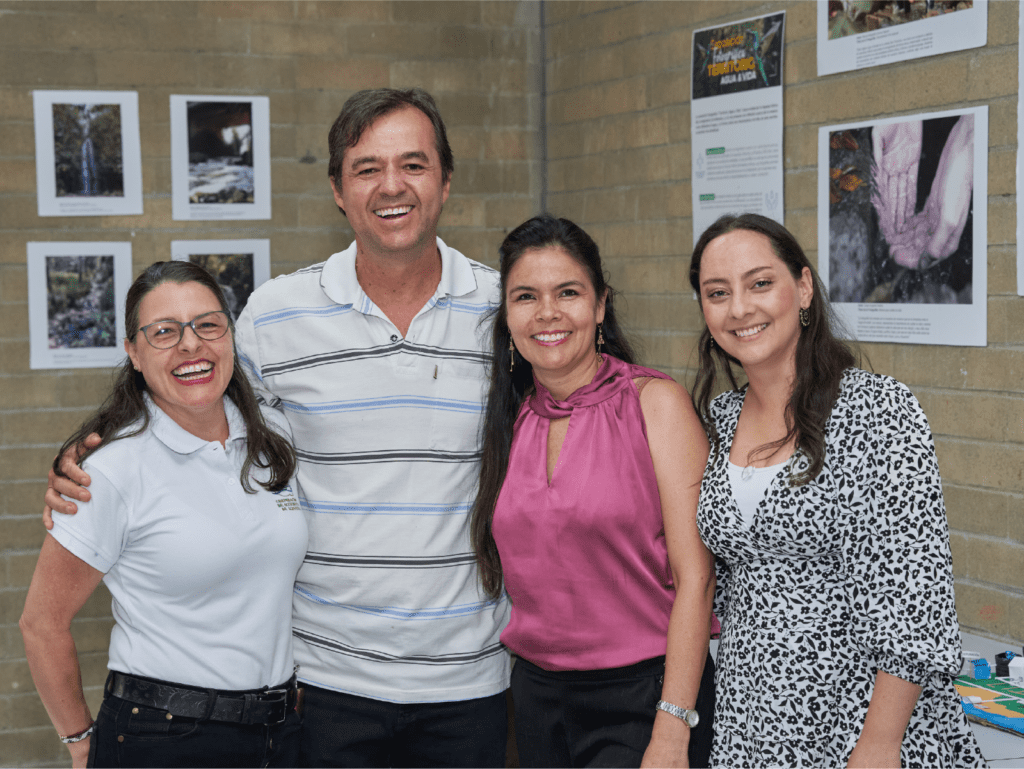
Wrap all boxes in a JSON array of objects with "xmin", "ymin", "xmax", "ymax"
[{"xmin": 656, "ymin": 699, "xmax": 699, "ymax": 728}]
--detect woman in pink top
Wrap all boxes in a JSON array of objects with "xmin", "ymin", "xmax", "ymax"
[{"xmin": 471, "ymin": 215, "xmax": 716, "ymax": 768}]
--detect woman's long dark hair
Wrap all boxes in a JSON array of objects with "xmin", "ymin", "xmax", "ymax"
[
  {"xmin": 689, "ymin": 213, "xmax": 857, "ymax": 485},
  {"xmin": 54, "ymin": 261, "xmax": 296, "ymax": 494},
  {"xmin": 471, "ymin": 214, "xmax": 636, "ymax": 599}
]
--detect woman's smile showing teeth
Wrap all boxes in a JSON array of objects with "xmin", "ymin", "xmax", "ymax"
[
  {"xmin": 172, "ymin": 360, "xmax": 215, "ymax": 384},
  {"xmin": 734, "ymin": 323, "xmax": 768, "ymax": 339},
  {"xmin": 533, "ymin": 331, "xmax": 570, "ymax": 345}
]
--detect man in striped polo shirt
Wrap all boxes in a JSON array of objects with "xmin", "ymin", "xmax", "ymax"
[{"xmin": 46, "ymin": 88, "xmax": 511, "ymax": 767}]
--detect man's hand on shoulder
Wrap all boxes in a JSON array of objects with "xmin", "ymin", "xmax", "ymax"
[{"xmin": 43, "ymin": 434, "xmax": 102, "ymax": 529}]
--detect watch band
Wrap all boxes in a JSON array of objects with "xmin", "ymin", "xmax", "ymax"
[
  {"xmin": 656, "ymin": 699, "xmax": 700, "ymax": 728},
  {"xmin": 59, "ymin": 723, "xmax": 94, "ymax": 744}
]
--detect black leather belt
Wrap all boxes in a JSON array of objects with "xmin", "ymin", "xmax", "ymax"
[{"xmin": 108, "ymin": 671, "xmax": 295, "ymax": 725}]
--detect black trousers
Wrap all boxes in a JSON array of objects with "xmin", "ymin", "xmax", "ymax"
[
  {"xmin": 298, "ymin": 684, "xmax": 508, "ymax": 768},
  {"xmin": 510, "ymin": 654, "xmax": 715, "ymax": 768},
  {"xmin": 89, "ymin": 692, "xmax": 301, "ymax": 768}
]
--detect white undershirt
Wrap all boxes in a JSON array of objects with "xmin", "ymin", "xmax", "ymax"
[{"xmin": 727, "ymin": 459, "xmax": 787, "ymax": 528}]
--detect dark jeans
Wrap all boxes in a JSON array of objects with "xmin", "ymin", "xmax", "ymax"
[
  {"xmin": 510, "ymin": 654, "xmax": 716, "ymax": 768},
  {"xmin": 89, "ymin": 693, "xmax": 301, "ymax": 768},
  {"xmin": 298, "ymin": 684, "xmax": 508, "ymax": 768}
]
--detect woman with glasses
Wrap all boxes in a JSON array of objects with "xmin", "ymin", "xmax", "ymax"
[{"xmin": 20, "ymin": 261, "xmax": 306, "ymax": 768}]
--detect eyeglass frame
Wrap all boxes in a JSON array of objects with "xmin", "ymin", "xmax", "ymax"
[{"xmin": 136, "ymin": 310, "xmax": 233, "ymax": 349}]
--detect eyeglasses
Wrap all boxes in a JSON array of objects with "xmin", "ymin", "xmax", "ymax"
[{"xmin": 138, "ymin": 311, "xmax": 232, "ymax": 349}]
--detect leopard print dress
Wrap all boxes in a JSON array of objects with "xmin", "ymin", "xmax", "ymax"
[{"xmin": 697, "ymin": 368, "xmax": 986, "ymax": 768}]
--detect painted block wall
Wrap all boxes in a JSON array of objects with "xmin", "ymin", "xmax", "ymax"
[
  {"xmin": 543, "ymin": 0, "xmax": 1023, "ymax": 648},
  {"xmin": 0, "ymin": 2, "xmax": 540, "ymax": 764}
]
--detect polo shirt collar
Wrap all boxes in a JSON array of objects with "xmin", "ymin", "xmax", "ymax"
[
  {"xmin": 144, "ymin": 393, "xmax": 247, "ymax": 455},
  {"xmin": 319, "ymin": 236, "xmax": 479, "ymax": 310}
]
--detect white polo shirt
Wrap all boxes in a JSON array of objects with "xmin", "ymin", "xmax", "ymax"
[
  {"xmin": 234, "ymin": 236, "xmax": 511, "ymax": 703},
  {"xmin": 50, "ymin": 395, "xmax": 307, "ymax": 691}
]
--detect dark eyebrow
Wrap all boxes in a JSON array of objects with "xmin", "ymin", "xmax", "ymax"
[
  {"xmin": 508, "ymin": 279, "xmax": 586, "ymax": 293},
  {"xmin": 348, "ymin": 151, "xmax": 430, "ymax": 169},
  {"xmin": 700, "ymin": 265, "xmax": 775, "ymax": 287}
]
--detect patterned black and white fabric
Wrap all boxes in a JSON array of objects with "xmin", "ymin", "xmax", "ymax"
[{"xmin": 697, "ymin": 368, "xmax": 986, "ymax": 768}]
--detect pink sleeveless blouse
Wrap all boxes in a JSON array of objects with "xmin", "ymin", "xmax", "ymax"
[{"xmin": 492, "ymin": 354, "xmax": 677, "ymax": 671}]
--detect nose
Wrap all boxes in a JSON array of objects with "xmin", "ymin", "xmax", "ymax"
[
  {"xmin": 535, "ymin": 294, "xmax": 561, "ymax": 321},
  {"xmin": 379, "ymin": 165, "xmax": 406, "ymax": 196},
  {"xmin": 177, "ymin": 324, "xmax": 204, "ymax": 352},
  {"xmin": 727, "ymin": 290, "xmax": 751, "ymax": 319}
]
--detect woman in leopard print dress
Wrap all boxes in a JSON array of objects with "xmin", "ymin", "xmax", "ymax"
[{"xmin": 689, "ymin": 214, "xmax": 985, "ymax": 768}]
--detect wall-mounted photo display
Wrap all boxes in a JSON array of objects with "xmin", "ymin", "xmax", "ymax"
[
  {"xmin": 817, "ymin": 0, "xmax": 986, "ymax": 76},
  {"xmin": 27, "ymin": 242, "xmax": 132, "ymax": 369},
  {"xmin": 818, "ymin": 106, "xmax": 988, "ymax": 347},
  {"xmin": 170, "ymin": 95, "xmax": 271, "ymax": 221},
  {"xmin": 171, "ymin": 240, "xmax": 271, "ymax": 319},
  {"xmin": 32, "ymin": 90, "xmax": 143, "ymax": 217}
]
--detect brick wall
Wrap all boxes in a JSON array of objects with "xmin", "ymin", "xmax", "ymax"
[
  {"xmin": 544, "ymin": 0, "xmax": 1024, "ymax": 643},
  {"xmin": 3, "ymin": 0, "xmax": 1022, "ymax": 764},
  {"xmin": 0, "ymin": 2, "xmax": 539, "ymax": 764}
]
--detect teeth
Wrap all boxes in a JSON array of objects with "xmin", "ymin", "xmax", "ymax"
[
  {"xmin": 375, "ymin": 206, "xmax": 412, "ymax": 217},
  {"xmin": 734, "ymin": 324, "xmax": 768, "ymax": 338},
  {"xmin": 534, "ymin": 332, "xmax": 569, "ymax": 342},
  {"xmin": 173, "ymin": 362, "xmax": 213, "ymax": 376}
]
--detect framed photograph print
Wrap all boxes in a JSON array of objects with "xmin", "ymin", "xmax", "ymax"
[
  {"xmin": 171, "ymin": 239, "xmax": 271, "ymax": 319},
  {"xmin": 170, "ymin": 95, "xmax": 272, "ymax": 221},
  {"xmin": 33, "ymin": 90, "xmax": 143, "ymax": 217},
  {"xmin": 27, "ymin": 242, "xmax": 132, "ymax": 369}
]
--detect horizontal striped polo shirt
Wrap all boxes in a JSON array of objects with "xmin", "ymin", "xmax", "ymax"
[{"xmin": 234, "ymin": 237, "xmax": 510, "ymax": 703}]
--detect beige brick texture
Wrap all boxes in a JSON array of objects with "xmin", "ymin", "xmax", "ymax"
[
  {"xmin": 544, "ymin": 0, "xmax": 1024, "ymax": 648},
  {"xmin": 0, "ymin": 2, "xmax": 541, "ymax": 763}
]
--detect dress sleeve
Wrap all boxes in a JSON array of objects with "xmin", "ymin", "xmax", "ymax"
[
  {"xmin": 842, "ymin": 376, "xmax": 962, "ymax": 686},
  {"xmin": 235, "ymin": 298, "xmax": 281, "ymax": 410},
  {"xmin": 48, "ymin": 463, "xmax": 130, "ymax": 574}
]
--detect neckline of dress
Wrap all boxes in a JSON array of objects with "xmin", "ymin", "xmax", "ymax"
[{"xmin": 529, "ymin": 354, "xmax": 631, "ymax": 419}]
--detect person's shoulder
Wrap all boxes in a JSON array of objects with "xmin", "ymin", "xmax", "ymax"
[
  {"xmin": 838, "ymin": 367, "xmax": 914, "ymax": 406},
  {"xmin": 246, "ymin": 261, "xmax": 329, "ymax": 310},
  {"xmin": 81, "ymin": 420, "xmax": 154, "ymax": 477}
]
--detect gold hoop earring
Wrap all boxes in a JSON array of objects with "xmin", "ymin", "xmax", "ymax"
[
  {"xmin": 799, "ymin": 307, "xmax": 810, "ymax": 327},
  {"xmin": 509, "ymin": 338, "xmax": 515, "ymax": 373}
]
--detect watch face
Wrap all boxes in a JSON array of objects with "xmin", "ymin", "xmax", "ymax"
[{"xmin": 685, "ymin": 710, "xmax": 700, "ymax": 728}]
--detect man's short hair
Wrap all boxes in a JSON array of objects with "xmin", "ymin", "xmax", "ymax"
[{"xmin": 328, "ymin": 88, "xmax": 454, "ymax": 187}]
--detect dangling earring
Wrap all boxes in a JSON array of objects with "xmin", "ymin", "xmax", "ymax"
[
  {"xmin": 799, "ymin": 307, "xmax": 810, "ymax": 327},
  {"xmin": 509, "ymin": 338, "xmax": 515, "ymax": 373},
  {"xmin": 597, "ymin": 324, "xmax": 605, "ymax": 352},
  {"xmin": 709, "ymin": 336, "xmax": 715, "ymax": 350}
]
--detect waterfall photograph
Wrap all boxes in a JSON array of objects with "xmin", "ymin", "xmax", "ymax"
[
  {"xmin": 51, "ymin": 103, "xmax": 124, "ymax": 198},
  {"xmin": 187, "ymin": 253, "xmax": 255, "ymax": 320}
]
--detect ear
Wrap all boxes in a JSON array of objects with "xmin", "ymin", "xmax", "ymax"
[
  {"xmin": 124, "ymin": 337, "xmax": 140, "ymax": 372},
  {"xmin": 329, "ymin": 176, "xmax": 345, "ymax": 211},
  {"xmin": 596, "ymin": 287, "xmax": 609, "ymax": 325},
  {"xmin": 440, "ymin": 172, "xmax": 451, "ymax": 207},
  {"xmin": 798, "ymin": 266, "xmax": 814, "ymax": 310}
]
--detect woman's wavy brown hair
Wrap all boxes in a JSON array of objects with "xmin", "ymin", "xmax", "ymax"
[
  {"xmin": 689, "ymin": 213, "xmax": 858, "ymax": 485},
  {"xmin": 54, "ymin": 261, "xmax": 295, "ymax": 494}
]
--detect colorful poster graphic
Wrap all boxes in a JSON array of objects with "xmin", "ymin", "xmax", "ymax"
[{"xmin": 690, "ymin": 12, "xmax": 785, "ymax": 246}]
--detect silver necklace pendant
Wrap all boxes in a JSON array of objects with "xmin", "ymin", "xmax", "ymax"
[{"xmin": 741, "ymin": 464, "xmax": 755, "ymax": 482}]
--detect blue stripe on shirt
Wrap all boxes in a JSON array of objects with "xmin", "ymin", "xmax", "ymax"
[
  {"xmin": 293, "ymin": 586, "xmax": 502, "ymax": 620},
  {"xmin": 281, "ymin": 396, "xmax": 482, "ymax": 415},
  {"xmin": 254, "ymin": 304, "xmax": 354, "ymax": 328}
]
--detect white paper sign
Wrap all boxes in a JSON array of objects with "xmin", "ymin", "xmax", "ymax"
[
  {"xmin": 818, "ymin": 0, "xmax": 987, "ymax": 76},
  {"xmin": 691, "ymin": 12, "xmax": 785, "ymax": 246},
  {"xmin": 819, "ymin": 107, "xmax": 987, "ymax": 347}
]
